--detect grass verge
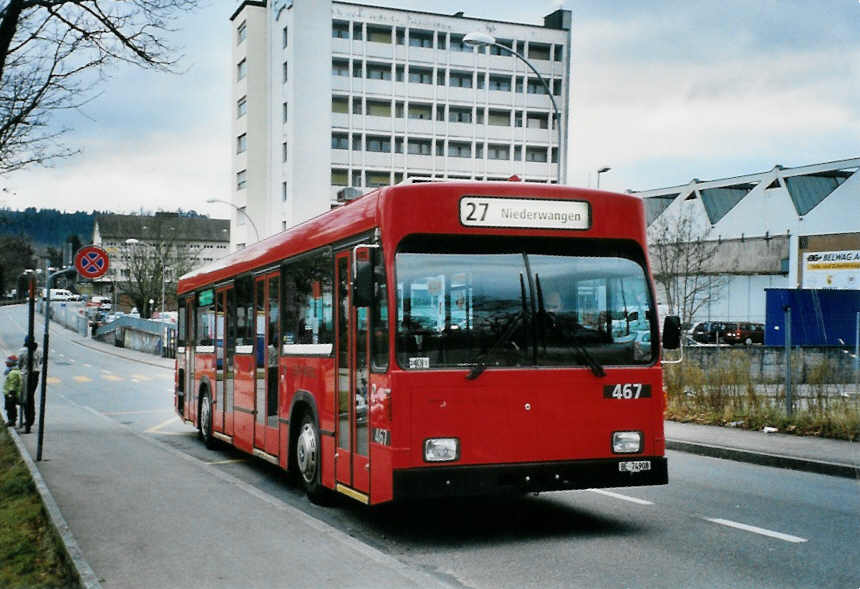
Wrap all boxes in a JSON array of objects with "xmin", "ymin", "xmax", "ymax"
[
  {"xmin": 0, "ymin": 426, "xmax": 80, "ymax": 588},
  {"xmin": 664, "ymin": 351, "xmax": 860, "ymax": 441}
]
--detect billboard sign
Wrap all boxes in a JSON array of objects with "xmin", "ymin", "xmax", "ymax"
[{"xmin": 802, "ymin": 250, "xmax": 860, "ymax": 289}]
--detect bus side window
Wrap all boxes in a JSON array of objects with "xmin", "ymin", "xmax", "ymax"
[
  {"xmin": 235, "ymin": 276, "xmax": 254, "ymax": 348},
  {"xmin": 282, "ymin": 250, "xmax": 333, "ymax": 348},
  {"xmin": 371, "ymin": 248, "xmax": 388, "ymax": 371}
]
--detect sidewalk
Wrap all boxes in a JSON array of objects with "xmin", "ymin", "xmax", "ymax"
[{"xmin": 665, "ymin": 421, "xmax": 859, "ymax": 478}]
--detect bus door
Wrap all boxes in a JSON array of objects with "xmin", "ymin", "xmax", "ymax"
[
  {"xmin": 214, "ymin": 287, "xmax": 234, "ymax": 436},
  {"xmin": 185, "ymin": 295, "xmax": 196, "ymax": 423},
  {"xmin": 253, "ymin": 273, "xmax": 281, "ymax": 459},
  {"xmin": 334, "ymin": 252, "xmax": 370, "ymax": 495}
]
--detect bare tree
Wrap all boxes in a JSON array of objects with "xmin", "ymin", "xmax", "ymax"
[
  {"xmin": 0, "ymin": 0, "xmax": 198, "ymax": 173},
  {"xmin": 117, "ymin": 218, "xmax": 201, "ymax": 318},
  {"xmin": 648, "ymin": 205, "xmax": 724, "ymax": 327}
]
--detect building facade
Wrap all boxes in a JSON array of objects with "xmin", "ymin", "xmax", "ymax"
[
  {"xmin": 635, "ymin": 157, "xmax": 860, "ymax": 324},
  {"xmin": 230, "ymin": 0, "xmax": 572, "ymax": 248}
]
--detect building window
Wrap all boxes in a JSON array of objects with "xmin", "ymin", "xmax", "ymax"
[
  {"xmin": 282, "ymin": 26, "xmax": 288, "ymax": 48},
  {"xmin": 282, "ymin": 142, "xmax": 287, "ymax": 162},
  {"xmin": 487, "ymin": 144, "xmax": 509, "ymax": 160},
  {"xmin": 237, "ymin": 58, "xmax": 246, "ymax": 81},
  {"xmin": 331, "ymin": 132, "xmax": 349, "ymax": 149},
  {"xmin": 332, "ymin": 59, "xmax": 349, "ymax": 77},
  {"xmin": 514, "ymin": 145, "xmax": 522, "ymax": 161},
  {"xmin": 395, "ymin": 64, "xmax": 404, "ymax": 82},
  {"xmin": 407, "ymin": 103, "xmax": 431, "ymax": 119},
  {"xmin": 237, "ymin": 21, "xmax": 247, "ymax": 45},
  {"xmin": 488, "ymin": 75, "xmax": 511, "ymax": 92},
  {"xmin": 394, "ymin": 137, "xmax": 403, "ymax": 154},
  {"xmin": 366, "ymin": 135, "xmax": 391, "ymax": 153},
  {"xmin": 489, "ymin": 39, "xmax": 512, "ymax": 55},
  {"xmin": 332, "ymin": 96, "xmax": 348, "ymax": 113},
  {"xmin": 476, "ymin": 108, "xmax": 484, "ymax": 124},
  {"xmin": 237, "ymin": 96, "xmax": 247, "ymax": 118},
  {"xmin": 352, "ymin": 170, "xmax": 362, "ymax": 186},
  {"xmin": 366, "ymin": 100, "xmax": 391, "ymax": 117},
  {"xmin": 395, "ymin": 101, "xmax": 404, "ymax": 117},
  {"xmin": 352, "ymin": 60, "xmax": 363, "ymax": 78},
  {"xmin": 331, "ymin": 168, "xmax": 348, "ymax": 186},
  {"xmin": 352, "ymin": 133, "xmax": 362, "ymax": 151},
  {"xmin": 526, "ymin": 112, "xmax": 548, "ymax": 129},
  {"xmin": 475, "ymin": 143, "xmax": 484, "ymax": 159},
  {"xmin": 282, "ymin": 102, "xmax": 288, "ymax": 123},
  {"xmin": 366, "ymin": 171, "xmax": 390, "ymax": 187},
  {"xmin": 527, "ymin": 78, "xmax": 548, "ymax": 94},
  {"xmin": 515, "ymin": 76, "xmax": 524, "ymax": 93},
  {"xmin": 366, "ymin": 63, "xmax": 391, "ymax": 80},
  {"xmin": 552, "ymin": 78, "xmax": 562, "ymax": 96},
  {"xmin": 436, "ymin": 32, "xmax": 446, "ymax": 50},
  {"xmin": 282, "ymin": 221, "xmax": 287, "ymax": 231},
  {"xmin": 436, "ymin": 68, "xmax": 446, "ymax": 86},
  {"xmin": 553, "ymin": 44, "xmax": 563, "ymax": 62},
  {"xmin": 282, "ymin": 182, "xmax": 288, "ymax": 202},
  {"xmin": 332, "ymin": 20, "xmax": 350, "ymax": 39},
  {"xmin": 514, "ymin": 111, "xmax": 523, "ymax": 128},
  {"xmin": 236, "ymin": 133, "xmax": 247, "ymax": 154},
  {"xmin": 527, "ymin": 42, "xmax": 551, "ymax": 61},
  {"xmin": 396, "ymin": 27, "xmax": 405, "ymax": 45},
  {"xmin": 488, "ymin": 109, "xmax": 510, "ymax": 126},
  {"xmin": 406, "ymin": 139, "xmax": 433, "ymax": 155},
  {"xmin": 352, "ymin": 97, "xmax": 362, "ymax": 115},
  {"xmin": 367, "ymin": 25, "xmax": 392, "ymax": 44},
  {"xmin": 449, "ymin": 34, "xmax": 470, "ymax": 52},
  {"xmin": 409, "ymin": 29, "xmax": 433, "ymax": 48},
  {"xmin": 448, "ymin": 106, "xmax": 472, "ymax": 123},
  {"xmin": 236, "ymin": 207, "xmax": 246, "ymax": 225},
  {"xmin": 408, "ymin": 66, "xmax": 433, "ymax": 84},
  {"xmin": 236, "ymin": 170, "xmax": 247, "ymax": 191},
  {"xmin": 526, "ymin": 146, "xmax": 548, "ymax": 162},
  {"xmin": 449, "ymin": 71, "xmax": 472, "ymax": 88},
  {"xmin": 282, "ymin": 61, "xmax": 288, "ymax": 83},
  {"xmin": 448, "ymin": 141, "xmax": 471, "ymax": 158},
  {"xmin": 476, "ymin": 72, "xmax": 485, "ymax": 89},
  {"xmin": 353, "ymin": 22, "xmax": 363, "ymax": 40}
]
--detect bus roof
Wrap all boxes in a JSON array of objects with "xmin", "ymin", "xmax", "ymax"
[{"xmin": 177, "ymin": 182, "xmax": 645, "ymax": 295}]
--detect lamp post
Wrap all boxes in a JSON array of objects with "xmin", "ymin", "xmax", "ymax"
[
  {"xmin": 463, "ymin": 32, "xmax": 563, "ymax": 184},
  {"xmin": 596, "ymin": 166, "xmax": 611, "ymax": 190},
  {"xmin": 206, "ymin": 197, "xmax": 260, "ymax": 244},
  {"xmin": 125, "ymin": 238, "xmax": 165, "ymax": 318}
]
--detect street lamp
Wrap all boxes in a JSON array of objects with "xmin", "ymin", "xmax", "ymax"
[
  {"xmin": 125, "ymin": 238, "xmax": 166, "ymax": 318},
  {"xmin": 463, "ymin": 31, "xmax": 563, "ymax": 183},
  {"xmin": 206, "ymin": 197, "xmax": 260, "ymax": 243},
  {"xmin": 596, "ymin": 166, "xmax": 611, "ymax": 190}
]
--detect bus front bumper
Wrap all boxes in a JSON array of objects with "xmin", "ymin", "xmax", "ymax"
[{"xmin": 393, "ymin": 456, "xmax": 667, "ymax": 501}]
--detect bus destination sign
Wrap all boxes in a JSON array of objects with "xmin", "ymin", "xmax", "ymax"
[{"xmin": 459, "ymin": 196, "xmax": 590, "ymax": 230}]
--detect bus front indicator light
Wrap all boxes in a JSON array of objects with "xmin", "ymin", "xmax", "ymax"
[
  {"xmin": 612, "ymin": 431, "xmax": 642, "ymax": 454},
  {"xmin": 424, "ymin": 438, "xmax": 459, "ymax": 462}
]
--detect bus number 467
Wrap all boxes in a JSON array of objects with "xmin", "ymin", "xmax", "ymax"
[{"xmin": 603, "ymin": 383, "xmax": 651, "ymax": 399}]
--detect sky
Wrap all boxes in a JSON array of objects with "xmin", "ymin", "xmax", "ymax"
[{"xmin": 1, "ymin": 0, "xmax": 858, "ymax": 217}]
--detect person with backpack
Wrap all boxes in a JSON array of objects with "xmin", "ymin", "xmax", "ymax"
[{"xmin": 4, "ymin": 355, "xmax": 22, "ymax": 427}]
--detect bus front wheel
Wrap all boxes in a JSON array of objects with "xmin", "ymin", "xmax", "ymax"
[
  {"xmin": 198, "ymin": 392, "xmax": 215, "ymax": 449},
  {"xmin": 296, "ymin": 414, "xmax": 327, "ymax": 504}
]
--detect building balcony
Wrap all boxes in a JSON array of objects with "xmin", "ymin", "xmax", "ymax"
[
  {"xmin": 365, "ymin": 116, "xmax": 393, "ymax": 133},
  {"xmin": 332, "ymin": 37, "xmax": 351, "ymax": 55},
  {"xmin": 484, "ymin": 125, "xmax": 514, "ymax": 142},
  {"xmin": 526, "ymin": 93, "xmax": 556, "ymax": 109},
  {"xmin": 331, "ymin": 112, "xmax": 350, "ymax": 129},
  {"xmin": 365, "ymin": 41, "xmax": 393, "ymax": 60},
  {"xmin": 406, "ymin": 118, "xmax": 434, "ymax": 134},
  {"xmin": 445, "ymin": 121, "xmax": 475, "ymax": 139},
  {"xmin": 365, "ymin": 78, "xmax": 393, "ymax": 96},
  {"xmin": 485, "ymin": 158, "xmax": 516, "ymax": 175},
  {"xmin": 331, "ymin": 149, "xmax": 350, "ymax": 166},
  {"xmin": 448, "ymin": 51, "xmax": 475, "ymax": 68},
  {"xmin": 407, "ymin": 46, "xmax": 436, "ymax": 64},
  {"xmin": 525, "ymin": 126, "xmax": 552, "ymax": 143},
  {"xmin": 332, "ymin": 76, "xmax": 351, "ymax": 93},
  {"xmin": 406, "ymin": 154, "xmax": 434, "ymax": 170},
  {"xmin": 364, "ymin": 151, "xmax": 393, "ymax": 168},
  {"xmin": 407, "ymin": 83, "xmax": 435, "ymax": 100},
  {"xmin": 445, "ymin": 156, "xmax": 474, "ymax": 174},
  {"xmin": 524, "ymin": 160, "xmax": 556, "ymax": 177},
  {"xmin": 487, "ymin": 89, "xmax": 515, "ymax": 107}
]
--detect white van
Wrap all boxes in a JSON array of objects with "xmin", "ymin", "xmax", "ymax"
[{"xmin": 46, "ymin": 288, "xmax": 75, "ymax": 301}]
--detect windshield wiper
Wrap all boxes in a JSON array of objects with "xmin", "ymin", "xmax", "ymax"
[
  {"xmin": 466, "ymin": 274, "xmax": 528, "ymax": 380},
  {"xmin": 573, "ymin": 343, "xmax": 606, "ymax": 378}
]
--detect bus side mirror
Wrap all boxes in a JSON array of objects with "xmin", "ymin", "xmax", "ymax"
[
  {"xmin": 353, "ymin": 260, "xmax": 373, "ymax": 307},
  {"xmin": 662, "ymin": 315, "xmax": 681, "ymax": 350}
]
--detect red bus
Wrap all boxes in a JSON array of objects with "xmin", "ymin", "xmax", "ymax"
[{"xmin": 175, "ymin": 182, "xmax": 681, "ymax": 505}]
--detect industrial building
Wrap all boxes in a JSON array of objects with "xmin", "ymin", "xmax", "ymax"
[
  {"xmin": 635, "ymin": 156, "xmax": 860, "ymax": 324},
  {"xmin": 229, "ymin": 0, "xmax": 572, "ymax": 248}
]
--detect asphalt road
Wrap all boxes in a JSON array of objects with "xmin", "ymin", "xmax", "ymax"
[{"xmin": 2, "ymin": 304, "xmax": 858, "ymax": 589}]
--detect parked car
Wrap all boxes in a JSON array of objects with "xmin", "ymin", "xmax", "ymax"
[
  {"xmin": 722, "ymin": 322, "xmax": 765, "ymax": 346},
  {"xmin": 42, "ymin": 288, "xmax": 75, "ymax": 301},
  {"xmin": 90, "ymin": 296, "xmax": 112, "ymax": 311},
  {"xmin": 690, "ymin": 321, "xmax": 737, "ymax": 344}
]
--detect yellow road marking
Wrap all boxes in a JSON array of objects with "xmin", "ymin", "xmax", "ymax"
[
  {"xmin": 131, "ymin": 374, "xmax": 151, "ymax": 381},
  {"xmin": 102, "ymin": 375, "xmax": 122, "ymax": 382},
  {"xmin": 73, "ymin": 376, "xmax": 93, "ymax": 383},
  {"xmin": 103, "ymin": 409, "xmax": 173, "ymax": 416},
  {"xmin": 47, "ymin": 377, "xmax": 61, "ymax": 384},
  {"xmin": 145, "ymin": 415, "xmax": 180, "ymax": 433}
]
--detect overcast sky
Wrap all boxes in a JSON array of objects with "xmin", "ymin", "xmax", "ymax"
[{"xmin": 1, "ymin": 0, "xmax": 858, "ymax": 217}]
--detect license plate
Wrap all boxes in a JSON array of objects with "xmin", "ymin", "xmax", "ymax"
[{"xmin": 618, "ymin": 460, "xmax": 651, "ymax": 473}]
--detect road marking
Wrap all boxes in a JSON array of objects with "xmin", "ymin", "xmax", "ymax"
[
  {"xmin": 145, "ymin": 415, "xmax": 180, "ymax": 433},
  {"xmin": 83, "ymin": 363, "xmax": 92, "ymax": 368},
  {"xmin": 102, "ymin": 375, "xmax": 122, "ymax": 382},
  {"xmin": 588, "ymin": 489, "xmax": 654, "ymax": 506},
  {"xmin": 131, "ymin": 374, "xmax": 151, "ymax": 381},
  {"xmin": 703, "ymin": 517, "xmax": 808, "ymax": 543},
  {"xmin": 73, "ymin": 376, "xmax": 93, "ymax": 383},
  {"xmin": 206, "ymin": 459, "xmax": 247, "ymax": 465},
  {"xmin": 47, "ymin": 377, "xmax": 61, "ymax": 384},
  {"xmin": 103, "ymin": 409, "xmax": 173, "ymax": 416},
  {"xmin": 101, "ymin": 369, "xmax": 112, "ymax": 374}
]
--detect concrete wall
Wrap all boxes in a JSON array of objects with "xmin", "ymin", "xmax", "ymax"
[{"xmin": 683, "ymin": 346, "xmax": 858, "ymax": 384}]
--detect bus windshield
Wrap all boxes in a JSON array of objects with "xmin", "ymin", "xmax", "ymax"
[{"xmin": 395, "ymin": 236, "xmax": 656, "ymax": 371}]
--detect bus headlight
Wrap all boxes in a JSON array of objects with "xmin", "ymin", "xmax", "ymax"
[
  {"xmin": 424, "ymin": 438, "xmax": 459, "ymax": 462},
  {"xmin": 612, "ymin": 431, "xmax": 642, "ymax": 454}
]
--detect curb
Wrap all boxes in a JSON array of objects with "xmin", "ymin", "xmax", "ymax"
[
  {"xmin": 71, "ymin": 338, "xmax": 173, "ymax": 370},
  {"xmin": 7, "ymin": 426, "xmax": 102, "ymax": 589},
  {"xmin": 666, "ymin": 439, "xmax": 859, "ymax": 479}
]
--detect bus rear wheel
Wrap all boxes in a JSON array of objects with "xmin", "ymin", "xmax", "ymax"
[
  {"xmin": 198, "ymin": 392, "xmax": 215, "ymax": 449},
  {"xmin": 296, "ymin": 414, "xmax": 327, "ymax": 504}
]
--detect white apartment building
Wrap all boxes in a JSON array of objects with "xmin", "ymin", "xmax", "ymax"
[{"xmin": 230, "ymin": 0, "xmax": 572, "ymax": 248}]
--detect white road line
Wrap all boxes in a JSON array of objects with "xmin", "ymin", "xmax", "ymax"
[
  {"xmin": 703, "ymin": 517, "xmax": 808, "ymax": 543},
  {"xmin": 588, "ymin": 489, "xmax": 654, "ymax": 506}
]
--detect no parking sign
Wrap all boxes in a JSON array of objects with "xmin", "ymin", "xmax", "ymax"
[{"xmin": 74, "ymin": 246, "xmax": 110, "ymax": 279}]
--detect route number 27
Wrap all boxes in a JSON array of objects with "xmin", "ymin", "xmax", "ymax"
[
  {"xmin": 463, "ymin": 201, "xmax": 489, "ymax": 222},
  {"xmin": 603, "ymin": 383, "xmax": 651, "ymax": 399}
]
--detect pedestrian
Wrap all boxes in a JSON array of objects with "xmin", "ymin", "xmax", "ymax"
[
  {"xmin": 17, "ymin": 336, "xmax": 41, "ymax": 433},
  {"xmin": 4, "ymin": 355, "xmax": 21, "ymax": 426}
]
